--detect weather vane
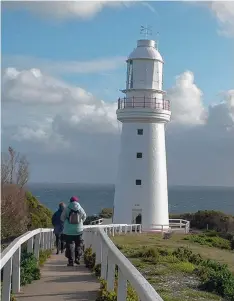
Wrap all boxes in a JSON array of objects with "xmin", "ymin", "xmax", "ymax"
[{"xmin": 140, "ymin": 25, "xmax": 152, "ymax": 39}]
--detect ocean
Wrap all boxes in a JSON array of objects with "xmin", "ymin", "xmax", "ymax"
[{"xmin": 27, "ymin": 183, "xmax": 234, "ymax": 216}]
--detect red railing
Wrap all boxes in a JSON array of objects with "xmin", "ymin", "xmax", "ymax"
[{"xmin": 117, "ymin": 97, "xmax": 170, "ymax": 111}]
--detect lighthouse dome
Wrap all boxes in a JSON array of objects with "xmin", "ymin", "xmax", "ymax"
[{"xmin": 128, "ymin": 39, "xmax": 163, "ymax": 62}]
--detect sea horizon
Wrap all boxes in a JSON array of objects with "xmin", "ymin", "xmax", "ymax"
[{"xmin": 27, "ymin": 183, "xmax": 234, "ymax": 216}]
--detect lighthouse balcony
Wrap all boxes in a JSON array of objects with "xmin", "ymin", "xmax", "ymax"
[
  {"xmin": 117, "ymin": 97, "xmax": 171, "ymax": 123},
  {"xmin": 118, "ymin": 97, "xmax": 170, "ymax": 110}
]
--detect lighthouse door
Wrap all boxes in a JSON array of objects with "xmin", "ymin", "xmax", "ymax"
[{"xmin": 132, "ymin": 209, "xmax": 142, "ymax": 224}]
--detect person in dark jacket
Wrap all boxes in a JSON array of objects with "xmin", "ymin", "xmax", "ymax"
[{"xmin": 52, "ymin": 202, "xmax": 66, "ymax": 254}]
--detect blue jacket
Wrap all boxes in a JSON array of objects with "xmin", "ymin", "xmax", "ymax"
[
  {"xmin": 52, "ymin": 209, "xmax": 64, "ymax": 235},
  {"xmin": 61, "ymin": 202, "xmax": 86, "ymax": 236}
]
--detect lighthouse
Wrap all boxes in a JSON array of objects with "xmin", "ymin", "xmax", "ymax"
[{"xmin": 113, "ymin": 35, "xmax": 171, "ymax": 231}]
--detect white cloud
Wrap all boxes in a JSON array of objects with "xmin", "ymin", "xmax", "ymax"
[
  {"xmin": 3, "ymin": 1, "xmax": 146, "ymax": 20},
  {"xmin": 167, "ymin": 71, "xmax": 206, "ymax": 125},
  {"xmin": 2, "ymin": 67, "xmax": 234, "ymax": 185},
  {"xmin": 2, "ymin": 55, "xmax": 125, "ymax": 75},
  {"xmin": 2, "ymin": 67, "xmax": 94, "ymax": 105},
  {"xmin": 208, "ymin": 1, "xmax": 234, "ymax": 37}
]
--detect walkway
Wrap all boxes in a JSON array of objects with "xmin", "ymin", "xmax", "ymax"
[{"xmin": 15, "ymin": 251, "xmax": 100, "ymax": 301}]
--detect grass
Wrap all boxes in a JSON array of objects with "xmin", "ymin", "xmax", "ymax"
[
  {"xmin": 112, "ymin": 233, "xmax": 234, "ymax": 301},
  {"xmin": 113, "ymin": 233, "xmax": 234, "ymax": 273}
]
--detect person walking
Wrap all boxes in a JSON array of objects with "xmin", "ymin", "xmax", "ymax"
[
  {"xmin": 61, "ymin": 196, "xmax": 86, "ymax": 266},
  {"xmin": 52, "ymin": 202, "xmax": 66, "ymax": 254}
]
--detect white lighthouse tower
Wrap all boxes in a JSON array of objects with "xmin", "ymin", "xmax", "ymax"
[{"xmin": 113, "ymin": 32, "xmax": 171, "ymax": 231}]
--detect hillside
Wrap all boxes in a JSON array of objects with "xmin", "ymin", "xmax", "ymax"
[{"xmin": 1, "ymin": 184, "xmax": 52, "ymax": 247}]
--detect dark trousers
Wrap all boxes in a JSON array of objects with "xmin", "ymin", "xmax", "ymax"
[
  {"xmin": 64, "ymin": 234, "xmax": 83, "ymax": 262},
  {"xmin": 55, "ymin": 233, "xmax": 65, "ymax": 251}
]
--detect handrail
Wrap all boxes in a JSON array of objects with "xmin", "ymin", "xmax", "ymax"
[
  {"xmin": 0, "ymin": 228, "xmax": 54, "ymax": 301},
  {"xmin": 101, "ymin": 227, "xmax": 163, "ymax": 300},
  {"xmin": 0, "ymin": 228, "xmax": 52, "ymax": 269},
  {"xmin": 118, "ymin": 97, "xmax": 170, "ymax": 110},
  {"xmin": 84, "ymin": 224, "xmax": 163, "ymax": 301}
]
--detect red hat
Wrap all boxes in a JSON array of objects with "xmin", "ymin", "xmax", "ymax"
[{"xmin": 70, "ymin": 196, "xmax": 79, "ymax": 202}]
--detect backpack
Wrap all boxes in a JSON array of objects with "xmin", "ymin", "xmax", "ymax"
[{"xmin": 68, "ymin": 209, "xmax": 81, "ymax": 224}]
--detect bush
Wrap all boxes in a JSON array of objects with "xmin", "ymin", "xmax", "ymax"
[
  {"xmin": 26, "ymin": 192, "xmax": 52, "ymax": 230},
  {"xmin": 184, "ymin": 233, "xmax": 231, "ymax": 250},
  {"xmin": 170, "ymin": 210, "xmax": 234, "ymax": 233},
  {"xmin": 84, "ymin": 247, "xmax": 96, "ymax": 269},
  {"xmin": 20, "ymin": 251, "xmax": 40, "ymax": 286},
  {"xmin": 96, "ymin": 279, "xmax": 138, "ymax": 301},
  {"xmin": 94, "ymin": 264, "xmax": 101, "ymax": 277},
  {"xmin": 39, "ymin": 249, "xmax": 52, "ymax": 266},
  {"xmin": 99, "ymin": 208, "xmax": 113, "ymax": 219}
]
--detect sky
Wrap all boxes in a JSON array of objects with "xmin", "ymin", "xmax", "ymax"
[{"xmin": 1, "ymin": 1, "xmax": 234, "ymax": 186}]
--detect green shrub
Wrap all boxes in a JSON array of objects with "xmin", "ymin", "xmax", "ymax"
[
  {"xmin": 94, "ymin": 264, "xmax": 101, "ymax": 277},
  {"xmin": 26, "ymin": 192, "xmax": 52, "ymax": 230},
  {"xmin": 170, "ymin": 210, "xmax": 234, "ymax": 233},
  {"xmin": 99, "ymin": 208, "xmax": 113, "ymax": 219},
  {"xmin": 20, "ymin": 251, "xmax": 40, "ymax": 286},
  {"xmin": 184, "ymin": 234, "xmax": 231, "ymax": 250},
  {"xmin": 96, "ymin": 278, "xmax": 138, "ymax": 301},
  {"xmin": 84, "ymin": 247, "xmax": 96, "ymax": 269},
  {"xmin": 39, "ymin": 249, "xmax": 52, "ymax": 266},
  {"xmin": 170, "ymin": 262, "xmax": 195, "ymax": 274}
]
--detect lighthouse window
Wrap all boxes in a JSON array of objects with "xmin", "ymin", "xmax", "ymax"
[
  {"xmin": 136, "ymin": 179, "xmax": 142, "ymax": 186},
  {"xmin": 136, "ymin": 152, "xmax": 142, "ymax": 158},
  {"xmin": 137, "ymin": 129, "xmax": 143, "ymax": 135},
  {"xmin": 127, "ymin": 60, "xmax": 133, "ymax": 89}
]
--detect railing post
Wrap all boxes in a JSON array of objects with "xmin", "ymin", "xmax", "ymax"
[
  {"xmin": 124, "ymin": 225, "xmax": 127, "ymax": 234},
  {"xmin": 112, "ymin": 226, "xmax": 115, "ymax": 237},
  {"xmin": 34, "ymin": 233, "xmax": 41, "ymax": 261},
  {"xmin": 117, "ymin": 269, "xmax": 127, "ymax": 301},
  {"xmin": 27, "ymin": 236, "xmax": 34, "ymax": 253},
  {"xmin": 46, "ymin": 232, "xmax": 50, "ymax": 249},
  {"xmin": 2, "ymin": 257, "xmax": 12, "ymax": 301},
  {"xmin": 40, "ymin": 231, "xmax": 44, "ymax": 250},
  {"xmin": 95, "ymin": 233, "xmax": 102, "ymax": 265},
  {"xmin": 107, "ymin": 254, "xmax": 115, "ymax": 291},
  {"xmin": 12, "ymin": 246, "xmax": 21, "ymax": 293},
  {"xmin": 101, "ymin": 244, "xmax": 108, "ymax": 280},
  {"xmin": 50, "ymin": 231, "xmax": 54, "ymax": 249}
]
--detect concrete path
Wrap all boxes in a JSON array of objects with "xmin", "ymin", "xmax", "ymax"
[{"xmin": 15, "ymin": 252, "xmax": 100, "ymax": 301}]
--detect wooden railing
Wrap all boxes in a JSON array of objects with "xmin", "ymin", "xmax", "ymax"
[
  {"xmin": 83, "ymin": 224, "xmax": 164, "ymax": 301},
  {"xmin": 0, "ymin": 228, "xmax": 54, "ymax": 301},
  {"xmin": 90, "ymin": 219, "xmax": 190, "ymax": 234},
  {"xmin": 1, "ymin": 222, "xmax": 190, "ymax": 301}
]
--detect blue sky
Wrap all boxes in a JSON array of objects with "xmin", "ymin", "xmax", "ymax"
[
  {"xmin": 2, "ymin": 1, "xmax": 233, "ymax": 105},
  {"xmin": 2, "ymin": 2, "xmax": 234, "ymax": 185}
]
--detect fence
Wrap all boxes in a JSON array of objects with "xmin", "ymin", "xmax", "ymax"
[
  {"xmin": 83, "ymin": 225, "xmax": 164, "ymax": 301},
  {"xmin": 0, "ymin": 228, "xmax": 54, "ymax": 301}
]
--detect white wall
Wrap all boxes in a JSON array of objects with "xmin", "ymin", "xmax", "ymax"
[{"xmin": 113, "ymin": 122, "xmax": 169, "ymax": 230}]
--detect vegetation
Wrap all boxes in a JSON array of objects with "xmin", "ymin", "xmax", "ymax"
[
  {"xmin": 99, "ymin": 208, "xmax": 113, "ymax": 219},
  {"xmin": 183, "ymin": 232, "xmax": 232, "ymax": 250},
  {"xmin": 1, "ymin": 147, "xmax": 52, "ymax": 247},
  {"xmin": 112, "ymin": 233, "xmax": 234, "ymax": 301},
  {"xmin": 84, "ymin": 208, "xmax": 113, "ymax": 225},
  {"xmin": 96, "ymin": 279, "xmax": 138, "ymax": 301},
  {"xmin": 1, "ymin": 249, "xmax": 52, "ymax": 301},
  {"xmin": 170, "ymin": 210, "xmax": 234, "ymax": 236}
]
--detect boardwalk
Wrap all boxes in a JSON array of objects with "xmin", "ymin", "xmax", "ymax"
[{"xmin": 15, "ymin": 251, "xmax": 100, "ymax": 301}]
